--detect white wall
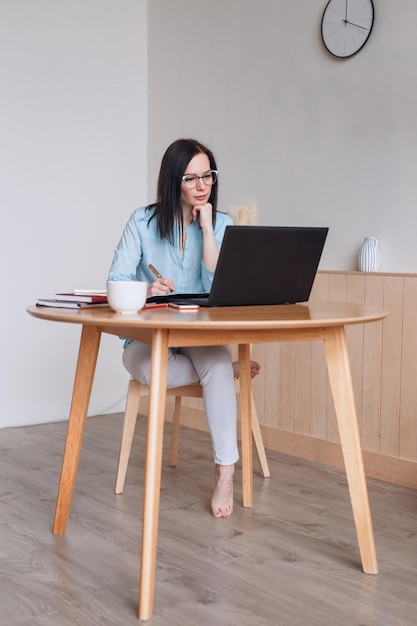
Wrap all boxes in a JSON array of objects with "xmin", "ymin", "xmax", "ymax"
[
  {"xmin": 148, "ymin": 0, "xmax": 417, "ymax": 272},
  {"xmin": 0, "ymin": 0, "xmax": 147, "ymax": 428},
  {"xmin": 2, "ymin": 0, "xmax": 416, "ymax": 430}
]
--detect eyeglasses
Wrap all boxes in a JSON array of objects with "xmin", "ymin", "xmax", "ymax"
[{"xmin": 181, "ymin": 169, "xmax": 218, "ymax": 189}]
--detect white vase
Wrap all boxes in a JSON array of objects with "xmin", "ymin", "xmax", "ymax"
[{"xmin": 359, "ymin": 237, "xmax": 380, "ymax": 272}]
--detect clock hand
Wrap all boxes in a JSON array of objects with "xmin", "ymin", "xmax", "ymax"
[
  {"xmin": 342, "ymin": 19, "xmax": 367, "ymax": 30},
  {"xmin": 345, "ymin": 0, "xmax": 348, "ymax": 24}
]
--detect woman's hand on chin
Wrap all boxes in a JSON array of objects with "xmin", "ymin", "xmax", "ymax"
[{"xmin": 192, "ymin": 202, "xmax": 212, "ymax": 229}]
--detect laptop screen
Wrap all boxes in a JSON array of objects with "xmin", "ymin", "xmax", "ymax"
[{"xmin": 206, "ymin": 225, "xmax": 328, "ymax": 306}]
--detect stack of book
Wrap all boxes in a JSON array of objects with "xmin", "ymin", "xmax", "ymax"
[{"xmin": 37, "ymin": 290, "xmax": 108, "ymax": 309}]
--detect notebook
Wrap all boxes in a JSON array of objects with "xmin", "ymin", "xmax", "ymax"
[{"xmin": 146, "ymin": 225, "xmax": 329, "ymax": 307}]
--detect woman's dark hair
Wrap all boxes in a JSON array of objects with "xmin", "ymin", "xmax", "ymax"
[{"xmin": 146, "ymin": 138, "xmax": 218, "ymax": 243}]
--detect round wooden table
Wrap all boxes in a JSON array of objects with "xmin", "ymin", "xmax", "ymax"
[{"xmin": 27, "ymin": 301, "xmax": 388, "ymax": 620}]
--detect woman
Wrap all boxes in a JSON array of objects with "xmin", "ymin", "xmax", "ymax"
[{"xmin": 108, "ymin": 138, "xmax": 259, "ymax": 517}]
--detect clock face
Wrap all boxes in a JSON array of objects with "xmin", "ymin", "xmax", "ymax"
[{"xmin": 321, "ymin": 0, "xmax": 374, "ymax": 58}]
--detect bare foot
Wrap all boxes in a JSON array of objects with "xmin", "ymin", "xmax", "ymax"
[
  {"xmin": 232, "ymin": 360, "xmax": 261, "ymax": 379},
  {"xmin": 211, "ymin": 464, "xmax": 234, "ymax": 518}
]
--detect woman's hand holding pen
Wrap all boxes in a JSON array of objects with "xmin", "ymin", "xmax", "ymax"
[
  {"xmin": 148, "ymin": 264, "xmax": 175, "ymax": 295},
  {"xmin": 149, "ymin": 277, "xmax": 174, "ymax": 296}
]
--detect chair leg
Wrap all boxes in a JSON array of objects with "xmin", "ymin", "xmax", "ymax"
[
  {"xmin": 115, "ymin": 379, "xmax": 141, "ymax": 494},
  {"xmin": 251, "ymin": 393, "xmax": 270, "ymax": 478},
  {"xmin": 169, "ymin": 396, "xmax": 183, "ymax": 467}
]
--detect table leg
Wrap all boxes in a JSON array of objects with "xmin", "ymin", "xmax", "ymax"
[
  {"xmin": 138, "ymin": 328, "xmax": 169, "ymax": 621},
  {"xmin": 238, "ymin": 344, "xmax": 253, "ymax": 508},
  {"xmin": 324, "ymin": 325, "xmax": 378, "ymax": 574},
  {"xmin": 53, "ymin": 325, "xmax": 101, "ymax": 535}
]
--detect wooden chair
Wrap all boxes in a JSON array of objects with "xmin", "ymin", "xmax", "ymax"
[{"xmin": 114, "ymin": 374, "xmax": 270, "ymax": 494}]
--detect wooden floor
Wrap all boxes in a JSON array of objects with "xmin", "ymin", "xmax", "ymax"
[{"xmin": 1, "ymin": 414, "xmax": 417, "ymax": 626}]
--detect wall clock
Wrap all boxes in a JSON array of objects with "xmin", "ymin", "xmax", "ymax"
[{"xmin": 321, "ymin": 0, "xmax": 375, "ymax": 58}]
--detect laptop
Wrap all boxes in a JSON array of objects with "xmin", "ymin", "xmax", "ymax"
[{"xmin": 147, "ymin": 225, "xmax": 328, "ymax": 307}]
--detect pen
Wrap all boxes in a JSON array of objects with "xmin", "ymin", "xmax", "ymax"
[
  {"xmin": 142, "ymin": 302, "xmax": 169, "ymax": 310},
  {"xmin": 148, "ymin": 264, "xmax": 162, "ymax": 279},
  {"xmin": 148, "ymin": 264, "xmax": 174, "ymax": 292}
]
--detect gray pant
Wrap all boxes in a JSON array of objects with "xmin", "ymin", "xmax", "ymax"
[{"xmin": 122, "ymin": 342, "xmax": 239, "ymax": 465}]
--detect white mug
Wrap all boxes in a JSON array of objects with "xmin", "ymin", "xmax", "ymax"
[{"xmin": 106, "ymin": 281, "xmax": 147, "ymax": 314}]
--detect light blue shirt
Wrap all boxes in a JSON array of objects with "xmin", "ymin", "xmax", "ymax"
[{"xmin": 108, "ymin": 206, "xmax": 233, "ymax": 293}]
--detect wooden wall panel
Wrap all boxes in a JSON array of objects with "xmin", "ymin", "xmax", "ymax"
[
  {"xmin": 263, "ymin": 343, "xmax": 282, "ymax": 429},
  {"xmin": 361, "ymin": 276, "xmax": 384, "ymax": 452},
  {"xmin": 264, "ymin": 271, "xmax": 417, "ymax": 464},
  {"xmin": 380, "ymin": 276, "xmax": 403, "ymax": 457},
  {"xmin": 294, "ymin": 342, "xmax": 312, "ymax": 435},
  {"xmin": 400, "ymin": 277, "xmax": 417, "ymax": 461}
]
